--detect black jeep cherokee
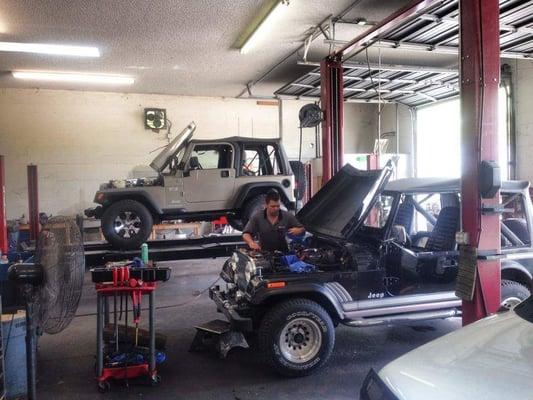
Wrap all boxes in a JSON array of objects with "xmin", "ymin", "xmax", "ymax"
[{"xmin": 209, "ymin": 163, "xmax": 533, "ymax": 376}]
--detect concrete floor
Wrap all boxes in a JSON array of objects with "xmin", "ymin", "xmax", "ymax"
[{"xmin": 37, "ymin": 258, "xmax": 461, "ymax": 400}]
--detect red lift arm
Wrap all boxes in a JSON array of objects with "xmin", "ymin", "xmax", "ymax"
[
  {"xmin": 27, "ymin": 165, "xmax": 39, "ymax": 241},
  {"xmin": 459, "ymin": 0, "xmax": 501, "ymax": 324}
]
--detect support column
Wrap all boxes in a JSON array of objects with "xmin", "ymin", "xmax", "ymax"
[
  {"xmin": 460, "ymin": 0, "xmax": 501, "ymax": 324},
  {"xmin": 0, "ymin": 156, "xmax": 7, "ymax": 255},
  {"xmin": 27, "ymin": 165, "xmax": 39, "ymax": 241},
  {"xmin": 320, "ymin": 56, "xmax": 344, "ymax": 184}
]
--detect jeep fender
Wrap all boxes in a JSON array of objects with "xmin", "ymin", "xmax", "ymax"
[
  {"xmin": 501, "ymin": 259, "xmax": 533, "ymax": 289},
  {"xmin": 100, "ymin": 190, "xmax": 163, "ymax": 216},
  {"xmin": 233, "ymin": 182, "xmax": 294, "ymax": 210},
  {"xmin": 251, "ymin": 282, "xmax": 345, "ymax": 321}
]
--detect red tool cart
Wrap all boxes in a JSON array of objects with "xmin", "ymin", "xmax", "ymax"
[{"xmin": 91, "ymin": 263, "xmax": 171, "ymax": 392}]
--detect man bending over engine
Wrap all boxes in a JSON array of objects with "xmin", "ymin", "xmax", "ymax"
[{"xmin": 242, "ymin": 189, "xmax": 305, "ymax": 252}]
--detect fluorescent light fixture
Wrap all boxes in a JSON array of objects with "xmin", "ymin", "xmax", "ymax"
[
  {"xmin": 240, "ymin": 0, "xmax": 289, "ymax": 54},
  {"xmin": 12, "ymin": 71, "xmax": 134, "ymax": 85},
  {"xmin": 0, "ymin": 42, "xmax": 100, "ymax": 57}
]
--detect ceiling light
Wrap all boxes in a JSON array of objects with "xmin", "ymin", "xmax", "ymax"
[
  {"xmin": 0, "ymin": 42, "xmax": 100, "ymax": 57},
  {"xmin": 240, "ymin": 0, "xmax": 290, "ymax": 54},
  {"xmin": 355, "ymin": 18, "xmax": 368, "ymax": 26},
  {"xmin": 12, "ymin": 71, "xmax": 134, "ymax": 85}
]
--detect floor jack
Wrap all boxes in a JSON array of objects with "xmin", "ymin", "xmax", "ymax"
[{"xmin": 91, "ymin": 264, "xmax": 171, "ymax": 392}]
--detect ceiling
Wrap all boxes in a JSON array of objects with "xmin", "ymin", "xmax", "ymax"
[
  {"xmin": 276, "ymin": 0, "xmax": 533, "ymax": 106},
  {"xmin": 0, "ymin": 0, "xmax": 419, "ymax": 98}
]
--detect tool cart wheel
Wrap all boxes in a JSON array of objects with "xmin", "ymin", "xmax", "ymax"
[
  {"xmin": 97, "ymin": 380, "xmax": 111, "ymax": 393},
  {"xmin": 150, "ymin": 374, "xmax": 162, "ymax": 387}
]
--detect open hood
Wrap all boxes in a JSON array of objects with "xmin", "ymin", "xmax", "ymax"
[
  {"xmin": 150, "ymin": 122, "xmax": 196, "ymax": 173},
  {"xmin": 297, "ymin": 162, "xmax": 393, "ymax": 240}
]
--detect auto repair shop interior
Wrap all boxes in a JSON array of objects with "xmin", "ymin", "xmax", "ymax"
[{"xmin": 0, "ymin": 0, "xmax": 532, "ymax": 399}]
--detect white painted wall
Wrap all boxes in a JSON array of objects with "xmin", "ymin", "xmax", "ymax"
[
  {"xmin": 280, "ymin": 100, "xmax": 378, "ymax": 163},
  {"xmin": 0, "ymin": 88, "xmax": 279, "ymax": 219},
  {"xmin": 0, "ymin": 88, "xmax": 384, "ymax": 219}
]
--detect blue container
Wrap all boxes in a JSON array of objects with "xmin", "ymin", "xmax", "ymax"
[{"xmin": 2, "ymin": 311, "xmax": 27, "ymax": 399}]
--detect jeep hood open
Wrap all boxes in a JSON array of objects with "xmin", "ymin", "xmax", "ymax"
[
  {"xmin": 149, "ymin": 122, "xmax": 196, "ymax": 173},
  {"xmin": 297, "ymin": 162, "xmax": 393, "ymax": 240}
]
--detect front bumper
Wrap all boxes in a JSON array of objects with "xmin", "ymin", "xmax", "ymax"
[
  {"xmin": 209, "ymin": 285, "xmax": 253, "ymax": 332},
  {"xmin": 84, "ymin": 206, "xmax": 103, "ymax": 219}
]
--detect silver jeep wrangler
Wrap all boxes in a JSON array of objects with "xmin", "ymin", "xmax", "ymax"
[{"xmin": 85, "ymin": 122, "xmax": 299, "ymax": 249}]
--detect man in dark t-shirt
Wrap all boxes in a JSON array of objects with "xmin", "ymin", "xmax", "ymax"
[{"xmin": 242, "ymin": 189, "xmax": 304, "ymax": 252}]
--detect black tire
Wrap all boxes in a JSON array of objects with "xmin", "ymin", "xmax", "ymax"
[
  {"xmin": 500, "ymin": 279, "xmax": 531, "ymax": 311},
  {"xmin": 101, "ymin": 200, "xmax": 153, "ymax": 250},
  {"xmin": 289, "ymin": 161, "xmax": 307, "ymax": 201},
  {"xmin": 227, "ymin": 216, "xmax": 244, "ymax": 232},
  {"xmin": 258, "ymin": 298, "xmax": 335, "ymax": 377},
  {"xmin": 241, "ymin": 195, "xmax": 267, "ymax": 227}
]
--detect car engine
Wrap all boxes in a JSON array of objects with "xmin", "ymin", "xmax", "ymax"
[
  {"xmin": 220, "ymin": 239, "xmax": 360, "ymax": 292},
  {"xmin": 100, "ymin": 177, "xmax": 162, "ymax": 189}
]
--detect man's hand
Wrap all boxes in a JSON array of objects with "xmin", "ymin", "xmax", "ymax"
[
  {"xmin": 288, "ymin": 227, "xmax": 305, "ymax": 236},
  {"xmin": 243, "ymin": 232, "xmax": 261, "ymax": 251},
  {"xmin": 249, "ymin": 241, "xmax": 261, "ymax": 251}
]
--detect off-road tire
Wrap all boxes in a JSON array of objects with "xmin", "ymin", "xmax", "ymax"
[
  {"xmin": 241, "ymin": 195, "xmax": 267, "ymax": 228},
  {"xmin": 227, "ymin": 216, "xmax": 244, "ymax": 232},
  {"xmin": 258, "ymin": 298, "xmax": 334, "ymax": 377},
  {"xmin": 101, "ymin": 200, "xmax": 153, "ymax": 250},
  {"xmin": 500, "ymin": 279, "xmax": 530, "ymax": 311}
]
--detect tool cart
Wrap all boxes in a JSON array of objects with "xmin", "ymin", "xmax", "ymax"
[{"xmin": 91, "ymin": 262, "xmax": 171, "ymax": 392}]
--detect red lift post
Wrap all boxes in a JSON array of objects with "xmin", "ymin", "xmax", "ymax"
[
  {"xmin": 0, "ymin": 156, "xmax": 7, "ymax": 255},
  {"xmin": 459, "ymin": 0, "xmax": 501, "ymax": 324},
  {"xmin": 320, "ymin": 57, "xmax": 344, "ymax": 185},
  {"xmin": 27, "ymin": 165, "xmax": 39, "ymax": 241},
  {"xmin": 320, "ymin": 0, "xmax": 502, "ymax": 324}
]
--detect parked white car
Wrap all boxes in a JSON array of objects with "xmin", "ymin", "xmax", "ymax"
[{"xmin": 360, "ymin": 296, "xmax": 533, "ymax": 400}]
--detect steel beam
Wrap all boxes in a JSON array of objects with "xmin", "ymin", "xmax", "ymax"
[
  {"xmin": 320, "ymin": 56, "xmax": 344, "ymax": 184},
  {"xmin": 27, "ymin": 165, "xmax": 39, "ymax": 241},
  {"xmin": 0, "ymin": 156, "xmax": 7, "ymax": 255},
  {"xmin": 460, "ymin": 0, "xmax": 501, "ymax": 325},
  {"xmin": 334, "ymin": 0, "xmax": 446, "ymax": 59}
]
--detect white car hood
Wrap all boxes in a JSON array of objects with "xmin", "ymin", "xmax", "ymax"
[{"xmin": 379, "ymin": 311, "xmax": 533, "ymax": 400}]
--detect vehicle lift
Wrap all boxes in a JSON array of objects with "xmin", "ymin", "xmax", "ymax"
[{"xmin": 319, "ymin": 0, "xmax": 502, "ymax": 325}]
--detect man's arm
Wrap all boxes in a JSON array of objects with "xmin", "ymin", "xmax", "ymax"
[
  {"xmin": 242, "ymin": 215, "xmax": 261, "ymax": 250},
  {"xmin": 287, "ymin": 212, "xmax": 305, "ymax": 236},
  {"xmin": 243, "ymin": 232, "xmax": 261, "ymax": 250}
]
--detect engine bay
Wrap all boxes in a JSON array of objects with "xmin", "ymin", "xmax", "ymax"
[{"xmin": 101, "ymin": 176, "xmax": 162, "ymax": 189}]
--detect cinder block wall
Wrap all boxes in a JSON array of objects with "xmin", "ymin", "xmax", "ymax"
[{"xmin": 0, "ymin": 88, "xmax": 384, "ymax": 218}]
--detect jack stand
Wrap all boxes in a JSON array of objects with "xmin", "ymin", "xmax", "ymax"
[{"xmin": 189, "ymin": 320, "xmax": 248, "ymax": 358}]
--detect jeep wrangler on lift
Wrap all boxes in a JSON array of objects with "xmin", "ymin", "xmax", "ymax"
[
  {"xmin": 209, "ymin": 163, "xmax": 533, "ymax": 377},
  {"xmin": 85, "ymin": 122, "xmax": 303, "ymax": 249}
]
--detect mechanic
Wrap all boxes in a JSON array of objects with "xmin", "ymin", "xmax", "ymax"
[{"xmin": 242, "ymin": 189, "xmax": 305, "ymax": 252}]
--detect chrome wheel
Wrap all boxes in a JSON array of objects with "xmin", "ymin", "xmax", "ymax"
[
  {"xmin": 500, "ymin": 296, "xmax": 522, "ymax": 311},
  {"xmin": 279, "ymin": 317, "xmax": 322, "ymax": 364},
  {"xmin": 114, "ymin": 211, "xmax": 141, "ymax": 238}
]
